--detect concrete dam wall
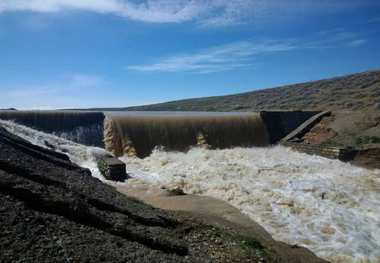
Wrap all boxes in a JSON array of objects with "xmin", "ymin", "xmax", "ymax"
[
  {"xmin": 260, "ymin": 111, "xmax": 320, "ymax": 144},
  {"xmin": 103, "ymin": 111, "xmax": 319, "ymax": 158},
  {"xmin": 0, "ymin": 111, "xmax": 105, "ymax": 147},
  {"xmin": 104, "ymin": 113, "xmax": 270, "ymax": 158},
  {"xmin": 0, "ymin": 110, "xmax": 319, "ymax": 158}
]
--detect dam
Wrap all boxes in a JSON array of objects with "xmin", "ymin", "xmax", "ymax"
[
  {"xmin": 0, "ymin": 111, "xmax": 105, "ymax": 147},
  {"xmin": 0, "ymin": 110, "xmax": 318, "ymax": 158},
  {"xmin": 0, "ymin": 110, "xmax": 379, "ymax": 263},
  {"xmin": 104, "ymin": 112, "xmax": 271, "ymax": 158}
]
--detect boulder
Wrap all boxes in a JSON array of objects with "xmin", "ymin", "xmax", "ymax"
[{"xmin": 97, "ymin": 157, "xmax": 128, "ymax": 182}]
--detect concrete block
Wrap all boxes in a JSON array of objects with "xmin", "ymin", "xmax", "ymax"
[{"xmin": 97, "ymin": 157, "xmax": 128, "ymax": 182}]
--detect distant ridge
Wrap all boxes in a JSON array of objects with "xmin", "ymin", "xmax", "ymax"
[{"xmin": 79, "ymin": 70, "xmax": 380, "ymax": 112}]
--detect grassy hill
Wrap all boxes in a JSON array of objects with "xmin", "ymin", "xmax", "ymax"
[{"xmin": 109, "ymin": 70, "xmax": 380, "ymax": 112}]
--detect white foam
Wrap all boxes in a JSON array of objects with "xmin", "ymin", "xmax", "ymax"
[
  {"xmin": 0, "ymin": 120, "xmax": 107, "ymax": 181},
  {"xmin": 120, "ymin": 147, "xmax": 380, "ymax": 263},
  {"xmin": 2, "ymin": 120, "xmax": 379, "ymax": 262}
]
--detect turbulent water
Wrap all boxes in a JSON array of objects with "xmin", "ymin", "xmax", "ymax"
[
  {"xmin": 1, "ymin": 120, "xmax": 380, "ymax": 263},
  {"xmin": 0, "ymin": 111, "xmax": 105, "ymax": 147},
  {"xmin": 121, "ymin": 148, "xmax": 380, "ymax": 263},
  {"xmin": 0, "ymin": 120, "xmax": 107, "ymax": 181}
]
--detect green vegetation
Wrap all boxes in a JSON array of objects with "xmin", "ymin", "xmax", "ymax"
[
  {"xmin": 235, "ymin": 236, "xmax": 265, "ymax": 252},
  {"xmin": 320, "ymin": 139, "xmax": 345, "ymax": 148},
  {"xmin": 211, "ymin": 226, "xmax": 268, "ymax": 258},
  {"xmin": 355, "ymin": 136, "xmax": 380, "ymax": 146}
]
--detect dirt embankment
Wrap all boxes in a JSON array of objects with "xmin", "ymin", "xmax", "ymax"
[
  {"xmin": 0, "ymin": 126, "xmax": 327, "ymax": 263},
  {"xmin": 299, "ymin": 110, "xmax": 380, "ymax": 169}
]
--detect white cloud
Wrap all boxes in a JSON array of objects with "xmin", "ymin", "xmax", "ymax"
[
  {"xmin": 127, "ymin": 29, "xmax": 368, "ymax": 74},
  {"xmin": 347, "ymin": 39, "xmax": 368, "ymax": 47},
  {"xmin": 0, "ymin": 0, "xmax": 121, "ymax": 13},
  {"xmin": 305, "ymin": 29, "xmax": 368, "ymax": 49},
  {"xmin": 127, "ymin": 40, "xmax": 297, "ymax": 74},
  {"xmin": 1, "ymin": 0, "xmax": 378, "ymax": 26},
  {"xmin": 0, "ymin": 0, "xmax": 208, "ymax": 23}
]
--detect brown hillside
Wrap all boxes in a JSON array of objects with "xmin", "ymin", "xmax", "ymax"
[{"xmin": 123, "ymin": 70, "xmax": 380, "ymax": 112}]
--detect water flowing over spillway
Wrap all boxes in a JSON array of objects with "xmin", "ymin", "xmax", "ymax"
[
  {"xmin": 0, "ymin": 110, "xmax": 317, "ymax": 157},
  {"xmin": 0, "ymin": 111, "xmax": 105, "ymax": 147},
  {"xmin": 104, "ymin": 112, "xmax": 270, "ymax": 158},
  {"xmin": 1, "ymin": 120, "xmax": 379, "ymax": 263}
]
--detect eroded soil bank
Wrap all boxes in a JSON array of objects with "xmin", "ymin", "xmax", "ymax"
[{"xmin": 299, "ymin": 110, "xmax": 380, "ymax": 169}]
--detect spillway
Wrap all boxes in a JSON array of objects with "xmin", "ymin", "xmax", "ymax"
[
  {"xmin": 0, "ymin": 110, "xmax": 318, "ymax": 158},
  {"xmin": 102, "ymin": 111, "xmax": 318, "ymax": 158},
  {"xmin": 104, "ymin": 112, "xmax": 270, "ymax": 158},
  {"xmin": 0, "ymin": 111, "xmax": 105, "ymax": 147}
]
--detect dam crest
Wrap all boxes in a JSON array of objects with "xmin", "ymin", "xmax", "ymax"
[{"xmin": 0, "ymin": 110, "xmax": 318, "ymax": 158}]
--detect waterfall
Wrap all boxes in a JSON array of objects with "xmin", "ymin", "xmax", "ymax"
[
  {"xmin": 0, "ymin": 111, "xmax": 105, "ymax": 147},
  {"xmin": 104, "ymin": 113, "xmax": 270, "ymax": 158}
]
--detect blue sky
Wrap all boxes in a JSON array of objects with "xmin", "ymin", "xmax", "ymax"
[{"xmin": 0, "ymin": 0, "xmax": 380, "ymax": 109}]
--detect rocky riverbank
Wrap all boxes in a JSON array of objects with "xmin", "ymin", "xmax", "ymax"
[{"xmin": 0, "ymin": 125, "xmax": 327, "ymax": 263}]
